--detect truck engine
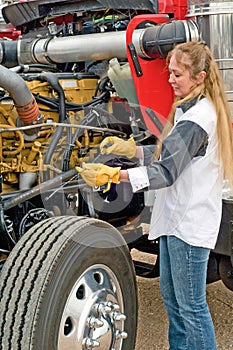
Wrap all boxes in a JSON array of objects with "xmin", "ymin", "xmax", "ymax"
[{"xmin": 0, "ymin": 0, "xmax": 232, "ymax": 349}]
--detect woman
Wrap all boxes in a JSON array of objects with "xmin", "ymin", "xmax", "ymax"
[{"xmin": 77, "ymin": 41, "xmax": 233, "ymax": 349}]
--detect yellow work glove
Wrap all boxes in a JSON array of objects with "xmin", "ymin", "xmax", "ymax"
[
  {"xmin": 100, "ymin": 136, "xmax": 136, "ymax": 158},
  {"xmin": 76, "ymin": 163, "xmax": 121, "ymax": 192}
]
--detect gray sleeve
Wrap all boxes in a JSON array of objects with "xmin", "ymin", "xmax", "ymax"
[
  {"xmin": 142, "ymin": 145, "xmax": 156, "ymax": 166},
  {"xmin": 147, "ymin": 120, "xmax": 209, "ymax": 189}
]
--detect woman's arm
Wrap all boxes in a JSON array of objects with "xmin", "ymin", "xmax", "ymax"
[{"xmin": 121, "ymin": 120, "xmax": 209, "ymax": 191}]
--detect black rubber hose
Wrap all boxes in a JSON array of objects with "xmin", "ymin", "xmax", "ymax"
[
  {"xmin": 141, "ymin": 20, "xmax": 199, "ymax": 59},
  {"xmin": 39, "ymin": 72, "xmax": 66, "ymax": 122}
]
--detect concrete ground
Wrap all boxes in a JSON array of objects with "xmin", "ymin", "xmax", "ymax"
[{"xmin": 134, "ymin": 251, "xmax": 233, "ymax": 350}]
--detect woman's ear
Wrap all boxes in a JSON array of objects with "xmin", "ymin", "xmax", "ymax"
[{"xmin": 196, "ymin": 71, "xmax": 207, "ymax": 85}]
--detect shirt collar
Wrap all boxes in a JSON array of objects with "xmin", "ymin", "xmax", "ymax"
[{"xmin": 178, "ymin": 94, "xmax": 205, "ymax": 113}]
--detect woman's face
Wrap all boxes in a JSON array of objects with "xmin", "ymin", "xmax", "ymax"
[{"xmin": 168, "ymin": 53, "xmax": 202, "ymax": 98}]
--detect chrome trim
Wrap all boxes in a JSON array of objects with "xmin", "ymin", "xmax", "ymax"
[
  {"xmin": 187, "ymin": 1, "xmax": 233, "ymax": 16},
  {"xmin": 57, "ymin": 264, "xmax": 127, "ymax": 350}
]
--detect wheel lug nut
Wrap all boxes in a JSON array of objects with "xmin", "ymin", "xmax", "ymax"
[
  {"xmin": 112, "ymin": 303, "xmax": 120, "ymax": 311},
  {"xmin": 112, "ymin": 312, "xmax": 126, "ymax": 321},
  {"xmin": 87, "ymin": 316, "xmax": 104, "ymax": 328},
  {"xmin": 94, "ymin": 302, "xmax": 111, "ymax": 315},
  {"xmin": 105, "ymin": 301, "xmax": 120, "ymax": 311},
  {"xmin": 116, "ymin": 330, "xmax": 128, "ymax": 339},
  {"xmin": 83, "ymin": 337, "xmax": 100, "ymax": 349}
]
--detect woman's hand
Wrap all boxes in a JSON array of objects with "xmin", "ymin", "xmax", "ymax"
[
  {"xmin": 100, "ymin": 136, "xmax": 136, "ymax": 158},
  {"xmin": 76, "ymin": 163, "xmax": 121, "ymax": 192}
]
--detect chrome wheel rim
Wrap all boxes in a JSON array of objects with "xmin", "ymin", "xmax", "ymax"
[{"xmin": 58, "ymin": 264, "xmax": 128, "ymax": 349}]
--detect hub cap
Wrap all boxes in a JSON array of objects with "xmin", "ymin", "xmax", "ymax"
[{"xmin": 58, "ymin": 264, "xmax": 128, "ymax": 349}]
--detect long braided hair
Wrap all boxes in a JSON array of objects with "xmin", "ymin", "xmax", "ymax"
[{"xmin": 159, "ymin": 41, "xmax": 233, "ymax": 187}]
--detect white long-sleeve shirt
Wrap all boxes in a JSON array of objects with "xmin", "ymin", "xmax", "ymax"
[{"xmin": 128, "ymin": 97, "xmax": 223, "ymax": 249}]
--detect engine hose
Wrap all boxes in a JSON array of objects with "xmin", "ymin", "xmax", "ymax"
[
  {"xmin": 139, "ymin": 19, "xmax": 199, "ymax": 59},
  {"xmin": 16, "ymin": 96, "xmax": 41, "ymax": 125},
  {"xmin": 0, "ymin": 65, "xmax": 42, "ymax": 126},
  {"xmin": 38, "ymin": 73, "xmax": 66, "ymax": 122},
  {"xmin": 62, "ymin": 125, "xmax": 73, "ymax": 172},
  {"xmin": 37, "ymin": 73, "xmax": 67, "ymax": 179},
  {"xmin": 42, "ymin": 126, "xmax": 64, "ymax": 181},
  {"xmin": 34, "ymin": 96, "xmax": 59, "ymax": 111},
  {"xmin": 10, "ymin": 64, "xmax": 58, "ymax": 73},
  {"xmin": 34, "ymin": 90, "xmax": 109, "ymax": 113}
]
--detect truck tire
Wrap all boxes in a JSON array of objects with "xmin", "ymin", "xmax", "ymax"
[{"xmin": 0, "ymin": 216, "xmax": 137, "ymax": 350}]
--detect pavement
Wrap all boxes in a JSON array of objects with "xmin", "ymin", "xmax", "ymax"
[{"xmin": 133, "ymin": 250, "xmax": 233, "ymax": 350}]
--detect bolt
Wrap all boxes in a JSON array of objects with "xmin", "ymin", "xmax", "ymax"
[
  {"xmin": 105, "ymin": 301, "xmax": 120, "ymax": 311},
  {"xmin": 87, "ymin": 316, "xmax": 104, "ymax": 328},
  {"xmin": 83, "ymin": 337, "xmax": 100, "ymax": 349},
  {"xmin": 112, "ymin": 303, "xmax": 120, "ymax": 311},
  {"xmin": 94, "ymin": 302, "xmax": 112, "ymax": 315},
  {"xmin": 111, "ymin": 312, "xmax": 126, "ymax": 322},
  {"xmin": 116, "ymin": 330, "xmax": 128, "ymax": 339}
]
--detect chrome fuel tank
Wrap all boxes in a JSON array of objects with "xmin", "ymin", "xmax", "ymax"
[{"xmin": 187, "ymin": 0, "xmax": 233, "ymax": 117}]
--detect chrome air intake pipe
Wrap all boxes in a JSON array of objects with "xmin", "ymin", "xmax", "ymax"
[{"xmin": 0, "ymin": 19, "xmax": 199, "ymax": 67}]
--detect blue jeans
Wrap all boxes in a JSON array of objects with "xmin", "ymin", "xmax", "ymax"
[{"xmin": 159, "ymin": 236, "xmax": 217, "ymax": 350}]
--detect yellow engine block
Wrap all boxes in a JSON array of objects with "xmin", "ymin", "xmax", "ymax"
[{"xmin": 0, "ymin": 73, "xmax": 107, "ymax": 193}]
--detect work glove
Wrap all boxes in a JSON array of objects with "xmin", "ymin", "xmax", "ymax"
[
  {"xmin": 100, "ymin": 136, "xmax": 136, "ymax": 159},
  {"xmin": 76, "ymin": 162, "xmax": 121, "ymax": 192}
]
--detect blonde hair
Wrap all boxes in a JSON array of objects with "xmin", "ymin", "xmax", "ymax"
[{"xmin": 158, "ymin": 41, "xmax": 233, "ymax": 187}]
